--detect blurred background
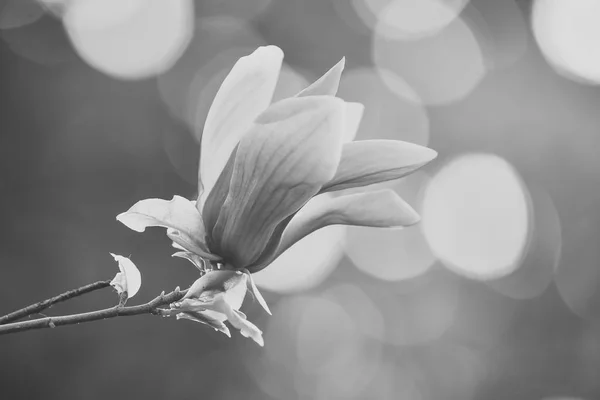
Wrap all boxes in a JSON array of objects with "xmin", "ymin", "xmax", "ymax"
[{"xmin": 1, "ymin": 0, "xmax": 599, "ymax": 399}]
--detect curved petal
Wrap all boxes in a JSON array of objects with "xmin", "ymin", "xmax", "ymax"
[
  {"xmin": 167, "ymin": 229, "xmax": 219, "ymax": 260},
  {"xmin": 176, "ymin": 311, "xmax": 231, "ymax": 337},
  {"xmin": 247, "ymin": 190, "xmax": 419, "ymax": 272},
  {"xmin": 230, "ymin": 308, "xmax": 264, "ymax": 346},
  {"xmin": 236, "ymin": 103, "xmax": 365, "ymax": 270},
  {"xmin": 297, "ymin": 57, "xmax": 345, "ymax": 97},
  {"xmin": 243, "ymin": 270, "xmax": 272, "ymax": 315},
  {"xmin": 209, "ymin": 294, "xmax": 264, "ymax": 346},
  {"xmin": 343, "ymin": 102, "xmax": 364, "ymax": 142},
  {"xmin": 321, "ymin": 140, "xmax": 437, "ymax": 193},
  {"xmin": 116, "ymin": 196, "xmax": 217, "ymax": 259},
  {"xmin": 174, "ymin": 291, "xmax": 263, "ymax": 345},
  {"xmin": 183, "ymin": 270, "xmax": 246, "ymax": 300},
  {"xmin": 202, "ymin": 145, "xmax": 238, "ymax": 245},
  {"xmin": 208, "ymin": 96, "xmax": 347, "ymax": 268},
  {"xmin": 172, "ymin": 251, "xmax": 206, "ymax": 272},
  {"xmin": 198, "ymin": 46, "xmax": 284, "ymax": 209},
  {"xmin": 245, "ymin": 214, "xmax": 294, "ymax": 273}
]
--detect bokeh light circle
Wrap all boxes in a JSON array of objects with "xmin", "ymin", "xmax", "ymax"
[
  {"xmin": 197, "ymin": 0, "xmax": 273, "ymax": 21},
  {"xmin": 463, "ymin": 0, "xmax": 529, "ymax": 70},
  {"xmin": 295, "ymin": 296, "xmax": 360, "ymax": 373},
  {"xmin": 350, "ymin": 0, "xmax": 469, "ymax": 38},
  {"xmin": 324, "ymin": 283, "xmax": 385, "ymax": 341},
  {"xmin": 555, "ymin": 213, "xmax": 600, "ymax": 321},
  {"xmin": 0, "ymin": 0, "xmax": 45, "ymax": 30},
  {"xmin": 64, "ymin": 0, "xmax": 194, "ymax": 79},
  {"xmin": 253, "ymin": 224, "xmax": 346, "ymax": 294},
  {"xmin": 249, "ymin": 293, "xmax": 383, "ymax": 400},
  {"xmin": 361, "ymin": 270, "xmax": 459, "ymax": 347},
  {"xmin": 422, "ymin": 153, "xmax": 531, "ymax": 280},
  {"xmin": 345, "ymin": 173, "xmax": 436, "ymax": 281},
  {"xmin": 446, "ymin": 280, "xmax": 517, "ymax": 348},
  {"xmin": 487, "ymin": 186, "xmax": 562, "ymax": 299},
  {"xmin": 338, "ymin": 67, "xmax": 429, "ymax": 145},
  {"xmin": 373, "ymin": 10, "xmax": 486, "ymax": 105},
  {"xmin": 157, "ymin": 17, "xmax": 264, "ymax": 129},
  {"xmin": 374, "ymin": 0, "xmax": 471, "ymax": 41},
  {"xmin": 532, "ymin": 0, "xmax": 600, "ymax": 85}
]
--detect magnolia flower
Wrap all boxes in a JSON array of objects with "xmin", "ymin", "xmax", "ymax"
[{"xmin": 117, "ymin": 45, "xmax": 436, "ymax": 343}]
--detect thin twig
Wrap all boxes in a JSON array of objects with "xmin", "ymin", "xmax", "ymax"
[
  {"xmin": 0, "ymin": 288, "xmax": 188, "ymax": 335},
  {"xmin": 0, "ymin": 280, "xmax": 112, "ymax": 325}
]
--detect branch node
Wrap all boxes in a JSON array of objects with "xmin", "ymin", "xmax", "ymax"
[{"xmin": 117, "ymin": 292, "xmax": 128, "ymax": 308}]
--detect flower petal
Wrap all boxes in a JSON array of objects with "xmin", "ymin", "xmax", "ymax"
[
  {"xmin": 208, "ymin": 96, "xmax": 347, "ymax": 268},
  {"xmin": 343, "ymin": 102, "xmax": 364, "ymax": 142},
  {"xmin": 202, "ymin": 145, "xmax": 238, "ymax": 244},
  {"xmin": 247, "ymin": 190, "xmax": 419, "ymax": 272},
  {"xmin": 209, "ymin": 294, "xmax": 264, "ymax": 346},
  {"xmin": 230, "ymin": 308, "xmax": 264, "ymax": 347},
  {"xmin": 116, "ymin": 196, "xmax": 218, "ymax": 259},
  {"xmin": 109, "ymin": 253, "xmax": 142, "ymax": 298},
  {"xmin": 176, "ymin": 311, "xmax": 231, "ymax": 337},
  {"xmin": 166, "ymin": 229, "xmax": 219, "ymax": 260},
  {"xmin": 297, "ymin": 57, "xmax": 345, "ymax": 97},
  {"xmin": 243, "ymin": 270, "xmax": 272, "ymax": 315},
  {"xmin": 321, "ymin": 140, "xmax": 437, "ymax": 193},
  {"xmin": 198, "ymin": 45, "xmax": 284, "ymax": 208},
  {"xmin": 223, "ymin": 273, "xmax": 248, "ymax": 311},
  {"xmin": 174, "ymin": 291, "xmax": 264, "ymax": 346},
  {"xmin": 184, "ymin": 270, "xmax": 246, "ymax": 300},
  {"xmin": 172, "ymin": 251, "xmax": 206, "ymax": 272}
]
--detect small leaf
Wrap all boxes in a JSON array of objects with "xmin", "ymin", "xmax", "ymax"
[{"xmin": 109, "ymin": 253, "xmax": 142, "ymax": 298}]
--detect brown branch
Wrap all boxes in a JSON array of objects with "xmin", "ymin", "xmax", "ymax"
[
  {"xmin": 0, "ymin": 288, "xmax": 188, "ymax": 335},
  {"xmin": 0, "ymin": 280, "xmax": 112, "ymax": 325}
]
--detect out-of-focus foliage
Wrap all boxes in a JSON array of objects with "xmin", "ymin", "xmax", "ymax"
[{"xmin": 1, "ymin": 0, "xmax": 600, "ymax": 399}]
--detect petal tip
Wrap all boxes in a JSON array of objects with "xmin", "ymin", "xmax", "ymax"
[
  {"xmin": 115, "ymin": 212, "xmax": 145, "ymax": 232},
  {"xmin": 332, "ymin": 56, "xmax": 346, "ymax": 73},
  {"xmin": 255, "ymin": 45, "xmax": 284, "ymax": 61},
  {"xmin": 424, "ymin": 147, "xmax": 438, "ymax": 163},
  {"xmin": 404, "ymin": 210, "xmax": 421, "ymax": 226}
]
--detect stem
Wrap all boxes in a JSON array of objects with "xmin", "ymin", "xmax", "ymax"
[
  {"xmin": 0, "ymin": 280, "xmax": 112, "ymax": 325},
  {"xmin": 0, "ymin": 288, "xmax": 188, "ymax": 335}
]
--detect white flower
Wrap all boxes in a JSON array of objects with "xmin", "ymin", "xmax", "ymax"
[{"xmin": 116, "ymin": 45, "xmax": 437, "ymax": 344}]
